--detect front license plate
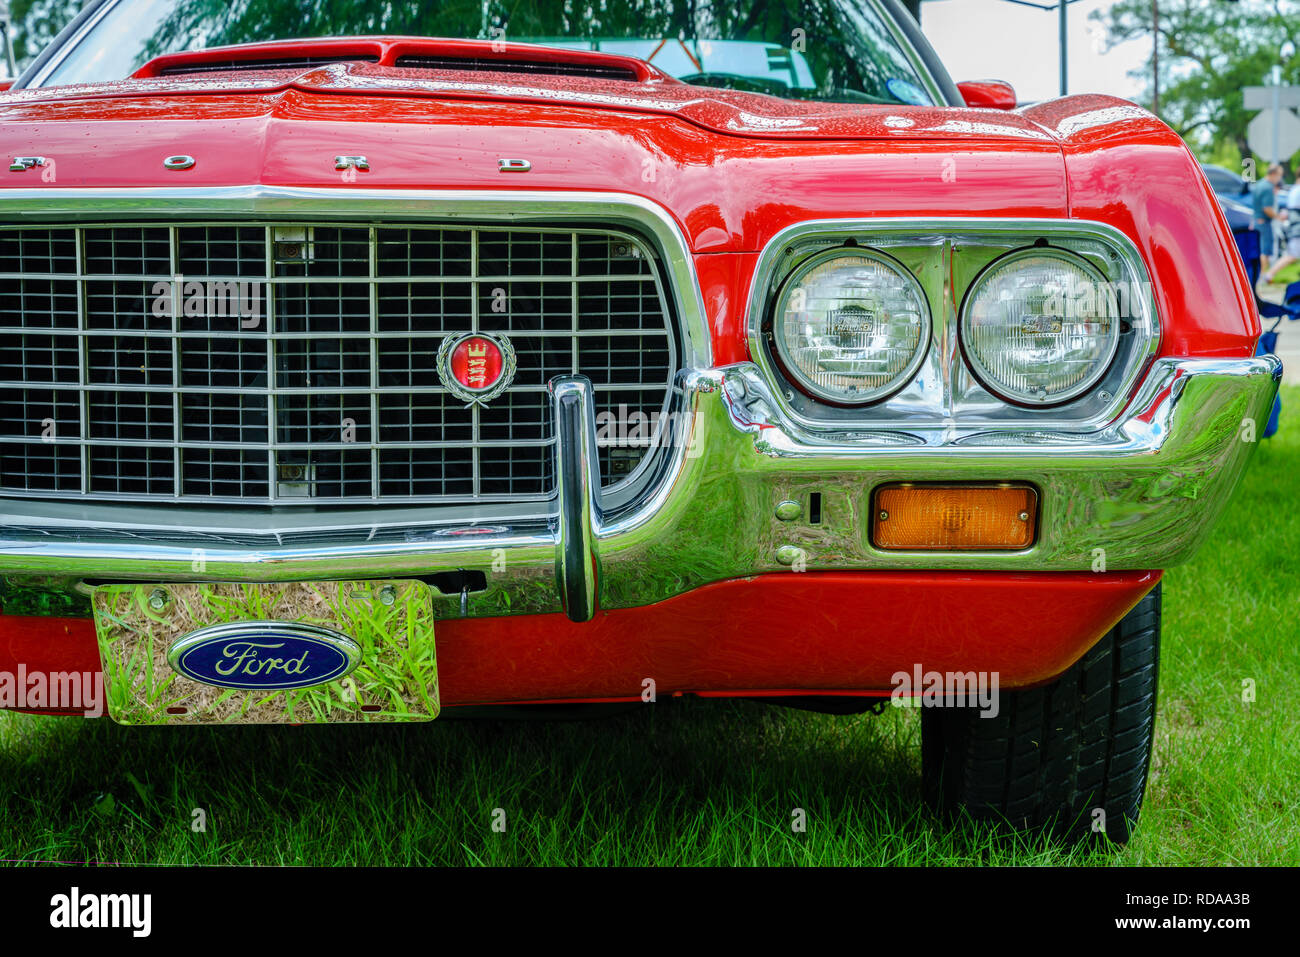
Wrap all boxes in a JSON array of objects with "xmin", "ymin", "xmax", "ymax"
[{"xmin": 92, "ymin": 581, "xmax": 438, "ymax": 725}]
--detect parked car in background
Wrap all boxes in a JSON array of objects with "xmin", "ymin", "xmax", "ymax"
[
  {"xmin": 0, "ymin": 0, "xmax": 1280, "ymax": 843},
  {"xmin": 1201, "ymin": 162, "xmax": 1250, "ymax": 201},
  {"xmin": 1202, "ymin": 162, "xmax": 1259, "ymax": 234},
  {"xmin": 1218, "ymin": 193, "xmax": 1254, "ymax": 233},
  {"xmin": 1204, "ymin": 161, "xmax": 1299, "ymax": 253}
]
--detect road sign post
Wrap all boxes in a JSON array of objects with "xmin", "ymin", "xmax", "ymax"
[{"xmin": 1244, "ymin": 84, "xmax": 1300, "ymax": 164}]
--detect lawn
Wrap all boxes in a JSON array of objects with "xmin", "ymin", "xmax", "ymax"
[{"xmin": 1, "ymin": 388, "xmax": 1297, "ymax": 866}]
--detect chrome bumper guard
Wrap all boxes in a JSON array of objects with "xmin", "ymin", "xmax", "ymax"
[
  {"xmin": 0, "ymin": 355, "xmax": 1282, "ymax": 623},
  {"xmin": 552, "ymin": 376, "xmax": 603, "ymax": 623}
]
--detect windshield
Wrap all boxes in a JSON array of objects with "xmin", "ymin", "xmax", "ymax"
[{"xmin": 33, "ymin": 0, "xmax": 937, "ymax": 105}]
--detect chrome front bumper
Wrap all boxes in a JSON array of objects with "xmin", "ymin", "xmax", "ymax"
[{"xmin": 0, "ymin": 355, "xmax": 1281, "ymax": 622}]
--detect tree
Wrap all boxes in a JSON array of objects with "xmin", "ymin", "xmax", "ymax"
[
  {"xmin": 1093, "ymin": 0, "xmax": 1299, "ymax": 163},
  {"xmin": 8, "ymin": 0, "xmax": 84, "ymax": 68}
]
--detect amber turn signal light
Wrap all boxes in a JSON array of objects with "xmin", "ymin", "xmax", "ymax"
[{"xmin": 872, "ymin": 483, "xmax": 1037, "ymax": 551}]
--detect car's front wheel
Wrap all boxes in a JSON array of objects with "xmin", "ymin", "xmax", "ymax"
[{"xmin": 921, "ymin": 584, "xmax": 1161, "ymax": 843}]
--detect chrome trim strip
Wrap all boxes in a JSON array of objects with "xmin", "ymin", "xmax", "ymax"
[
  {"xmin": 745, "ymin": 217, "xmax": 1162, "ymax": 434},
  {"xmin": 2, "ymin": 355, "xmax": 1280, "ymax": 619},
  {"xmin": 551, "ymin": 375, "xmax": 603, "ymax": 622}
]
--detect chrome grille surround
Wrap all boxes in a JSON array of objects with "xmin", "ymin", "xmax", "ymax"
[{"xmin": 0, "ymin": 190, "xmax": 696, "ymax": 509}]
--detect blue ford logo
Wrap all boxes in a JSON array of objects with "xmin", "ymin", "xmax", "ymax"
[{"xmin": 167, "ymin": 621, "xmax": 361, "ymax": 691}]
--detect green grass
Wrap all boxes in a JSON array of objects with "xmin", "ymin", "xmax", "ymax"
[
  {"xmin": 2, "ymin": 389, "xmax": 1298, "ymax": 866},
  {"xmin": 1270, "ymin": 260, "xmax": 1300, "ymax": 286}
]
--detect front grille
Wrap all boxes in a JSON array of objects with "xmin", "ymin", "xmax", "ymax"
[{"xmin": 0, "ymin": 222, "xmax": 676, "ymax": 505}]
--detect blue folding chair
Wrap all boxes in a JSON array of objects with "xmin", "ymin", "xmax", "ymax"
[{"xmin": 1234, "ymin": 228, "xmax": 1297, "ymax": 438}]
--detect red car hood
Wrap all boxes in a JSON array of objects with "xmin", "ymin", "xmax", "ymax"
[
  {"xmin": 4, "ymin": 59, "xmax": 1059, "ymax": 143},
  {"xmin": 0, "ymin": 57, "xmax": 1072, "ymax": 252}
]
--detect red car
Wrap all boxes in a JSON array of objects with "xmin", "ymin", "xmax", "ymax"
[{"xmin": 0, "ymin": 0, "xmax": 1280, "ymax": 842}]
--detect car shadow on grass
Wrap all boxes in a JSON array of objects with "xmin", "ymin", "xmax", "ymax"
[{"xmin": 0, "ymin": 697, "xmax": 1113, "ymax": 865}]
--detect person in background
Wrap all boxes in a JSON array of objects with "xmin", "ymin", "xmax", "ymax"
[
  {"xmin": 1253, "ymin": 163, "xmax": 1285, "ymax": 275},
  {"xmin": 1262, "ymin": 176, "xmax": 1300, "ymax": 285}
]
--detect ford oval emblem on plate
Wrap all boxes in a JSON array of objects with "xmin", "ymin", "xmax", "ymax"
[{"xmin": 167, "ymin": 621, "xmax": 361, "ymax": 691}]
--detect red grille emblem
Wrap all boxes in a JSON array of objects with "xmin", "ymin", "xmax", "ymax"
[
  {"xmin": 437, "ymin": 331, "xmax": 516, "ymax": 406},
  {"xmin": 450, "ymin": 335, "xmax": 504, "ymax": 392}
]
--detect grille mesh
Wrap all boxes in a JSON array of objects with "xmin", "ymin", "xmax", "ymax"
[{"xmin": 0, "ymin": 222, "xmax": 675, "ymax": 505}]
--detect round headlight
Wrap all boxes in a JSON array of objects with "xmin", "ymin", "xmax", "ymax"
[
  {"xmin": 961, "ymin": 248, "xmax": 1120, "ymax": 405},
  {"xmin": 772, "ymin": 249, "xmax": 929, "ymax": 405}
]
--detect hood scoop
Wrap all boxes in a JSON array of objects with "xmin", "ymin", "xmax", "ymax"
[
  {"xmin": 158, "ymin": 55, "xmax": 380, "ymax": 76},
  {"xmin": 392, "ymin": 54, "xmax": 639, "ymax": 82},
  {"xmin": 136, "ymin": 36, "xmax": 656, "ymax": 84}
]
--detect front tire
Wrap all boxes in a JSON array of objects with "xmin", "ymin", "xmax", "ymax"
[{"xmin": 921, "ymin": 584, "xmax": 1161, "ymax": 843}]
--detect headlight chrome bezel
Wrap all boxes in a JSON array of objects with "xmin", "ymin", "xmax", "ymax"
[
  {"xmin": 770, "ymin": 246, "xmax": 932, "ymax": 406},
  {"xmin": 957, "ymin": 246, "xmax": 1123, "ymax": 407},
  {"xmin": 748, "ymin": 218, "xmax": 1161, "ymax": 435}
]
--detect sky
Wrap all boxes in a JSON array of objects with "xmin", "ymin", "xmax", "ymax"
[{"xmin": 920, "ymin": 0, "xmax": 1150, "ymax": 104}]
